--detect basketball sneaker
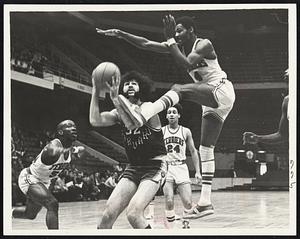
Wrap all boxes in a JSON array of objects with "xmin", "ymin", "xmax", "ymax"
[
  {"xmin": 182, "ymin": 204, "xmax": 214, "ymax": 219},
  {"xmin": 118, "ymin": 95, "xmax": 146, "ymax": 128}
]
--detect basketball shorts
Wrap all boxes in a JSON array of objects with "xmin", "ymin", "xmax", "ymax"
[
  {"xmin": 120, "ymin": 158, "xmax": 168, "ymax": 187},
  {"xmin": 166, "ymin": 161, "xmax": 191, "ymax": 185},
  {"xmin": 18, "ymin": 168, "xmax": 50, "ymax": 195},
  {"xmin": 203, "ymin": 79, "xmax": 235, "ymax": 121}
]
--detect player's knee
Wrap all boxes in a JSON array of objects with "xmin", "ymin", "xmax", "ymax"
[
  {"xmin": 46, "ymin": 198, "xmax": 59, "ymax": 212},
  {"xmin": 171, "ymin": 84, "xmax": 182, "ymax": 93},
  {"xmin": 101, "ymin": 207, "xmax": 118, "ymax": 223},
  {"xmin": 165, "ymin": 197, "xmax": 174, "ymax": 207},
  {"xmin": 126, "ymin": 207, "xmax": 141, "ymax": 224}
]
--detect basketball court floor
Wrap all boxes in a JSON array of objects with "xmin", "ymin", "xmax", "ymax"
[{"xmin": 12, "ymin": 191, "xmax": 290, "ymax": 231}]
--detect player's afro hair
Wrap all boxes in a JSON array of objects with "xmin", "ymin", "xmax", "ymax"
[{"xmin": 119, "ymin": 70, "xmax": 155, "ymax": 102}]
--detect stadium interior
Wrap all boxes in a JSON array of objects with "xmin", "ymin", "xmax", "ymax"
[{"xmin": 10, "ymin": 9, "xmax": 289, "ymax": 206}]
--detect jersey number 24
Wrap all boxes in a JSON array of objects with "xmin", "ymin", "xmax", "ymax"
[{"xmin": 167, "ymin": 144, "xmax": 180, "ymax": 153}]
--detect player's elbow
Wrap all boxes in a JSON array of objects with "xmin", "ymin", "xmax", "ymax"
[{"xmin": 90, "ymin": 118, "xmax": 101, "ymax": 127}]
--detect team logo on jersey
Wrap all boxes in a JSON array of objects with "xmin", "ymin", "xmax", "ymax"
[
  {"xmin": 124, "ymin": 127, "xmax": 152, "ymax": 150},
  {"xmin": 164, "ymin": 136, "xmax": 184, "ymax": 146},
  {"xmin": 49, "ymin": 162, "xmax": 69, "ymax": 178}
]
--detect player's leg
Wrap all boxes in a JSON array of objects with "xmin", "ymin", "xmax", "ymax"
[
  {"xmin": 27, "ymin": 183, "xmax": 60, "ymax": 229},
  {"xmin": 163, "ymin": 181, "xmax": 177, "ymax": 222},
  {"xmin": 183, "ymin": 80, "xmax": 235, "ymax": 219},
  {"xmin": 126, "ymin": 163, "xmax": 167, "ymax": 229},
  {"xmin": 14, "ymin": 182, "xmax": 59, "ymax": 229},
  {"xmin": 196, "ymin": 81, "xmax": 235, "ymax": 211},
  {"xmin": 98, "ymin": 177, "xmax": 137, "ymax": 229},
  {"xmin": 126, "ymin": 179, "xmax": 161, "ymax": 229},
  {"xmin": 12, "ymin": 196, "xmax": 42, "ymax": 220},
  {"xmin": 183, "ymin": 115, "xmax": 222, "ymax": 219},
  {"xmin": 177, "ymin": 183, "xmax": 193, "ymax": 211},
  {"xmin": 118, "ymin": 82, "xmax": 217, "ymax": 127}
]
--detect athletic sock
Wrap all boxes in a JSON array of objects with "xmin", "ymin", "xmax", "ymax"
[
  {"xmin": 141, "ymin": 90, "xmax": 179, "ymax": 121},
  {"xmin": 165, "ymin": 209, "xmax": 176, "ymax": 222},
  {"xmin": 198, "ymin": 145, "xmax": 215, "ymax": 206}
]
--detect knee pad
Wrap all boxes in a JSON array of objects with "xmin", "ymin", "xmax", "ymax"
[{"xmin": 199, "ymin": 145, "xmax": 214, "ymax": 162}]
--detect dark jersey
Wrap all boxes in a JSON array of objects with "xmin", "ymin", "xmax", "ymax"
[{"xmin": 121, "ymin": 122, "xmax": 167, "ymax": 166}]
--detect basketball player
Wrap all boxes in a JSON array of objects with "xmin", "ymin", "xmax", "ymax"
[
  {"xmin": 162, "ymin": 104, "xmax": 201, "ymax": 225},
  {"xmin": 97, "ymin": 14, "xmax": 235, "ymax": 218},
  {"xmin": 145, "ymin": 104, "xmax": 201, "ymax": 225},
  {"xmin": 89, "ymin": 70, "xmax": 168, "ymax": 229},
  {"xmin": 243, "ymin": 69, "xmax": 289, "ymax": 145},
  {"xmin": 12, "ymin": 120, "xmax": 85, "ymax": 229}
]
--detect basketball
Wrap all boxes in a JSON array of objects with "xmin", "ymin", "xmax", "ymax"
[{"xmin": 92, "ymin": 62, "xmax": 121, "ymax": 93}]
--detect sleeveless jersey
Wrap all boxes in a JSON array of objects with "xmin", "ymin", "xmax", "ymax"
[
  {"xmin": 184, "ymin": 38, "xmax": 227, "ymax": 85},
  {"xmin": 121, "ymin": 122, "xmax": 167, "ymax": 166},
  {"xmin": 162, "ymin": 125, "xmax": 186, "ymax": 161},
  {"xmin": 29, "ymin": 139, "xmax": 72, "ymax": 182}
]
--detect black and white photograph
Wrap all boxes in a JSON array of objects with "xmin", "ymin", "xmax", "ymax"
[{"xmin": 3, "ymin": 3, "xmax": 297, "ymax": 236}]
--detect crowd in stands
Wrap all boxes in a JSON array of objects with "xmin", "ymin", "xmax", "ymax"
[
  {"xmin": 51, "ymin": 165, "xmax": 123, "ymax": 203},
  {"xmin": 11, "ymin": 123, "xmax": 126, "ymax": 206}
]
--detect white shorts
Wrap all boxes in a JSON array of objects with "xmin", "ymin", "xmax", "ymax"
[
  {"xmin": 18, "ymin": 168, "xmax": 50, "ymax": 195},
  {"xmin": 203, "ymin": 79, "xmax": 235, "ymax": 121},
  {"xmin": 166, "ymin": 162, "xmax": 191, "ymax": 185}
]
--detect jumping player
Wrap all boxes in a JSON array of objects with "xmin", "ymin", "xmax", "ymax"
[
  {"xmin": 162, "ymin": 104, "xmax": 201, "ymax": 225},
  {"xmin": 89, "ymin": 70, "xmax": 168, "ymax": 229},
  {"xmin": 12, "ymin": 120, "xmax": 85, "ymax": 229},
  {"xmin": 97, "ymin": 14, "xmax": 235, "ymax": 218},
  {"xmin": 243, "ymin": 69, "xmax": 289, "ymax": 145}
]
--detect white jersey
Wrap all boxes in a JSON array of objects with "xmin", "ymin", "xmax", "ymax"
[
  {"xmin": 162, "ymin": 125, "xmax": 186, "ymax": 161},
  {"xmin": 184, "ymin": 38, "xmax": 227, "ymax": 85},
  {"xmin": 29, "ymin": 139, "xmax": 72, "ymax": 182}
]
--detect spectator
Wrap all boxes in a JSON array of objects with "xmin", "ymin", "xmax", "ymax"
[
  {"xmin": 52, "ymin": 176, "xmax": 69, "ymax": 202},
  {"xmin": 104, "ymin": 172, "xmax": 118, "ymax": 198}
]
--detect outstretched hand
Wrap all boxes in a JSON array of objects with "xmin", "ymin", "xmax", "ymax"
[
  {"xmin": 243, "ymin": 132, "xmax": 259, "ymax": 145},
  {"xmin": 106, "ymin": 74, "xmax": 121, "ymax": 101},
  {"xmin": 96, "ymin": 28, "xmax": 122, "ymax": 38},
  {"xmin": 163, "ymin": 14, "xmax": 176, "ymax": 40}
]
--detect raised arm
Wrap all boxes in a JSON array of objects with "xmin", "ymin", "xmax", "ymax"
[
  {"xmin": 96, "ymin": 28, "xmax": 169, "ymax": 54},
  {"xmin": 163, "ymin": 14, "xmax": 212, "ymax": 70},
  {"xmin": 243, "ymin": 96, "xmax": 289, "ymax": 145},
  {"xmin": 89, "ymin": 75, "xmax": 119, "ymax": 127},
  {"xmin": 185, "ymin": 127, "xmax": 201, "ymax": 182}
]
